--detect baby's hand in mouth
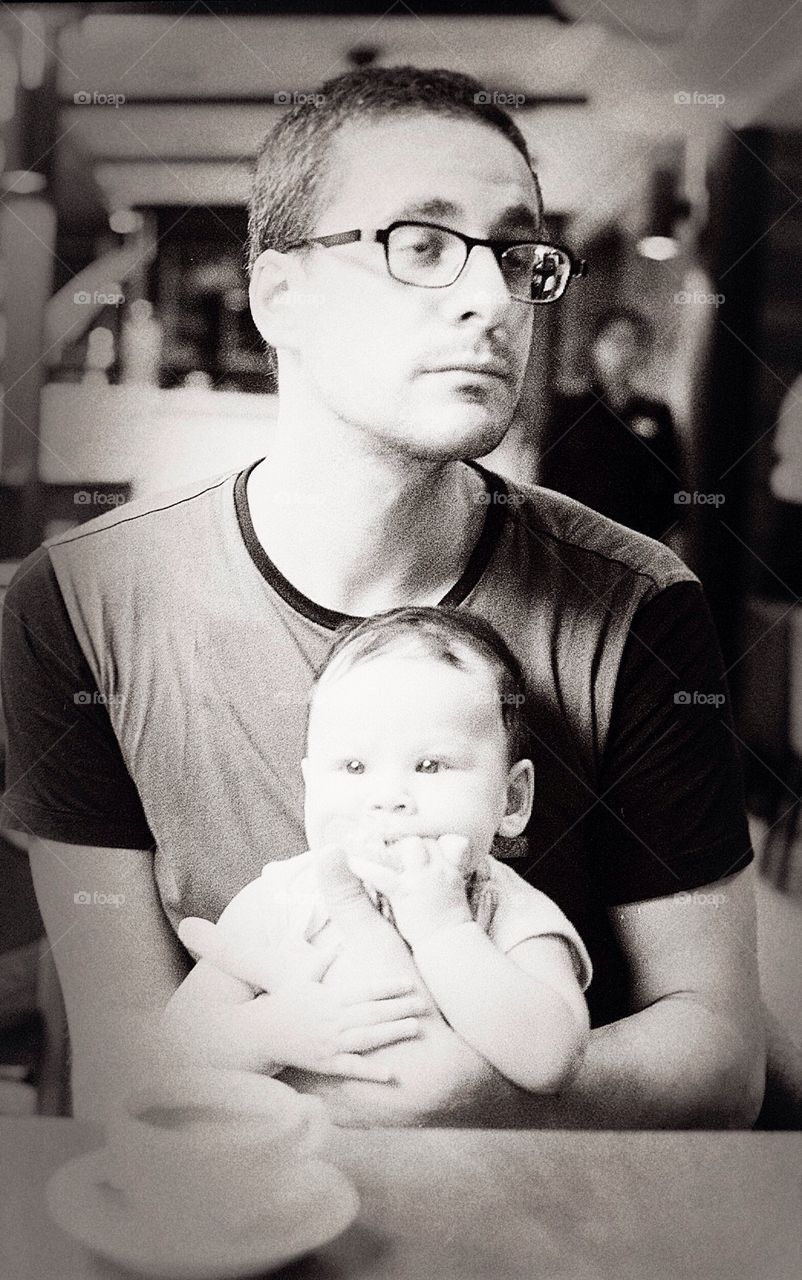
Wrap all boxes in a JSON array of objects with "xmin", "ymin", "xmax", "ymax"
[
  {"xmin": 380, "ymin": 834, "xmax": 473, "ymax": 878},
  {"xmin": 435, "ymin": 834, "xmax": 473, "ymax": 875}
]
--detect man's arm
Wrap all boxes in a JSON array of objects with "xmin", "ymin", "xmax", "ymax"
[
  {"xmin": 178, "ymin": 865, "xmax": 765, "ymax": 1127},
  {"xmin": 28, "ymin": 838, "xmax": 191, "ymax": 1126},
  {"xmin": 549, "ymin": 864, "xmax": 765, "ymax": 1127},
  {"xmin": 419, "ymin": 866, "xmax": 766, "ymax": 1128},
  {"xmin": 162, "ymin": 893, "xmax": 428, "ymax": 1082}
]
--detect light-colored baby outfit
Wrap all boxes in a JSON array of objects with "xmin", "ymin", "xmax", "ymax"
[{"xmin": 214, "ymin": 851, "xmax": 593, "ymax": 992}]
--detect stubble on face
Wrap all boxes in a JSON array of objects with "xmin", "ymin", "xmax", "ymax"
[{"xmin": 287, "ymin": 112, "xmax": 540, "ymax": 464}]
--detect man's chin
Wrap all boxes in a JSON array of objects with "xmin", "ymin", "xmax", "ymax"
[{"xmin": 402, "ymin": 416, "xmax": 513, "ymax": 464}]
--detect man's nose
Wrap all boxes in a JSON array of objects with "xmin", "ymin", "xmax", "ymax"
[{"xmin": 455, "ymin": 243, "xmax": 513, "ymax": 319}]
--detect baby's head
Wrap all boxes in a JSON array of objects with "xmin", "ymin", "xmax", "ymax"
[{"xmin": 302, "ymin": 607, "xmax": 534, "ymax": 876}]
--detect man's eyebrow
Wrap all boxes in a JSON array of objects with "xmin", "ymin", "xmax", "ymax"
[
  {"xmin": 392, "ymin": 198, "xmax": 462, "ymax": 221},
  {"xmin": 489, "ymin": 203, "xmax": 542, "ymax": 238},
  {"xmin": 389, "ymin": 199, "xmax": 541, "ymax": 238}
]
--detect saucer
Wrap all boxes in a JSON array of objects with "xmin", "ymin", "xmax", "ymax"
[{"xmin": 46, "ymin": 1147, "xmax": 360, "ymax": 1279}]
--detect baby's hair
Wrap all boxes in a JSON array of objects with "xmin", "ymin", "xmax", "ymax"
[{"xmin": 310, "ymin": 606, "xmax": 530, "ymax": 764}]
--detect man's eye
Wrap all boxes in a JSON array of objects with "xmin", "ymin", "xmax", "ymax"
[
  {"xmin": 395, "ymin": 229, "xmax": 445, "ymax": 263},
  {"xmin": 344, "ymin": 760, "xmax": 365, "ymax": 775},
  {"xmin": 416, "ymin": 758, "xmax": 440, "ymax": 774}
]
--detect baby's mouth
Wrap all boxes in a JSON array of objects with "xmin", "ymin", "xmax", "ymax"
[{"xmin": 373, "ymin": 827, "xmax": 435, "ymax": 847}]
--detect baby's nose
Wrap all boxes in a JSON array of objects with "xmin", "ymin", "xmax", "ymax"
[
  {"xmin": 368, "ymin": 776, "xmax": 414, "ymax": 813},
  {"xmin": 369, "ymin": 793, "xmax": 410, "ymax": 813}
]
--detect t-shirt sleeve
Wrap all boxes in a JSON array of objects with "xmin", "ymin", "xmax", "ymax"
[
  {"xmin": 486, "ymin": 862, "xmax": 593, "ymax": 992},
  {"xmin": 591, "ymin": 579, "xmax": 754, "ymax": 903},
  {"xmin": 0, "ymin": 548, "xmax": 155, "ymax": 849}
]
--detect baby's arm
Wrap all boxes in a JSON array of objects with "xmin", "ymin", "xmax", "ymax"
[
  {"xmin": 411, "ymin": 925, "xmax": 589, "ymax": 1093},
  {"xmin": 349, "ymin": 837, "xmax": 589, "ymax": 1093}
]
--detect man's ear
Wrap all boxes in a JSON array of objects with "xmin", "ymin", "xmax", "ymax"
[
  {"xmin": 497, "ymin": 758, "xmax": 534, "ymax": 838},
  {"xmin": 248, "ymin": 247, "xmax": 300, "ymax": 352}
]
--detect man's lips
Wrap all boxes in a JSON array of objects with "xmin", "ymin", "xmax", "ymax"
[{"xmin": 424, "ymin": 363, "xmax": 510, "ymax": 381}]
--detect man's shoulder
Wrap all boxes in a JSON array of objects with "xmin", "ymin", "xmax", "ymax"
[
  {"xmin": 45, "ymin": 466, "xmax": 244, "ymax": 560},
  {"xmin": 501, "ymin": 472, "xmax": 696, "ymax": 597}
]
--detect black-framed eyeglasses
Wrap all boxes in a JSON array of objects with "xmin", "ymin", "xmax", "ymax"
[{"xmin": 284, "ymin": 220, "xmax": 588, "ymax": 304}]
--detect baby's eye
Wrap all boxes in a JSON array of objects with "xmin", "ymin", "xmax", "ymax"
[
  {"xmin": 343, "ymin": 759, "xmax": 365, "ymax": 775},
  {"xmin": 416, "ymin": 758, "xmax": 441, "ymax": 774}
]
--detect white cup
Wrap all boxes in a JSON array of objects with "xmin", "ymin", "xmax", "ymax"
[{"xmin": 103, "ymin": 1066, "xmax": 330, "ymax": 1235}]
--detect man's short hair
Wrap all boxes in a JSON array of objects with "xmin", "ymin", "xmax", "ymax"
[
  {"xmin": 309, "ymin": 604, "xmax": 531, "ymax": 765},
  {"xmin": 246, "ymin": 65, "xmax": 543, "ymax": 378}
]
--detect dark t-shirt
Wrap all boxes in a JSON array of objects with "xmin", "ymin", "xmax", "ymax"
[
  {"xmin": 0, "ymin": 459, "xmax": 753, "ymax": 1026},
  {"xmin": 539, "ymin": 386, "xmax": 682, "ymax": 541}
]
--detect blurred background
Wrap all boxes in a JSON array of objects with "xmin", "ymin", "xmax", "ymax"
[{"xmin": 0, "ymin": 0, "xmax": 801, "ymax": 1116}]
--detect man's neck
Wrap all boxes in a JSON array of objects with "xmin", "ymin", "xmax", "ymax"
[{"xmin": 246, "ymin": 412, "xmax": 489, "ymax": 618}]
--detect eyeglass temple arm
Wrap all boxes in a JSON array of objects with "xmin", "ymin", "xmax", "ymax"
[{"xmin": 307, "ymin": 230, "xmax": 365, "ymax": 248}]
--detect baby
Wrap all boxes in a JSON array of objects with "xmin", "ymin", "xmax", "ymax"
[{"xmin": 166, "ymin": 606, "xmax": 591, "ymax": 1105}]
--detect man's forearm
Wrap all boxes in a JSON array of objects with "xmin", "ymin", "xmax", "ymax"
[
  {"xmin": 439, "ymin": 993, "xmax": 766, "ymax": 1129},
  {"xmin": 161, "ymin": 990, "xmax": 283, "ymax": 1076},
  {"xmin": 71, "ymin": 1008, "xmax": 186, "ymax": 1128},
  {"xmin": 309, "ymin": 905, "xmax": 763, "ymax": 1128}
]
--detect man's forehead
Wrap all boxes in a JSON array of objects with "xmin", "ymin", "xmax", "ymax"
[
  {"xmin": 391, "ymin": 197, "xmax": 540, "ymax": 237},
  {"xmin": 321, "ymin": 114, "xmax": 540, "ymax": 234}
]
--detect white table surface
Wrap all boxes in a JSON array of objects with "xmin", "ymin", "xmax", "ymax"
[{"xmin": 1, "ymin": 1118, "xmax": 800, "ymax": 1280}]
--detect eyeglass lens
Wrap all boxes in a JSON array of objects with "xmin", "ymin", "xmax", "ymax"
[{"xmin": 385, "ymin": 224, "xmax": 569, "ymax": 302}]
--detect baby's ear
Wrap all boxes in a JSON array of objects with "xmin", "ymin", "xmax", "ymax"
[{"xmin": 497, "ymin": 759, "xmax": 534, "ymax": 838}]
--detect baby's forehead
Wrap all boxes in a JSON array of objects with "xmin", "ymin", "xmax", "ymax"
[
  {"xmin": 314, "ymin": 646, "xmax": 499, "ymax": 702},
  {"xmin": 308, "ymin": 649, "xmax": 506, "ymax": 738}
]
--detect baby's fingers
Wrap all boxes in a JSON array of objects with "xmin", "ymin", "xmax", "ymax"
[
  {"xmin": 437, "ymin": 834, "xmax": 472, "ymax": 872},
  {"xmin": 347, "ymin": 855, "xmax": 398, "ymax": 896}
]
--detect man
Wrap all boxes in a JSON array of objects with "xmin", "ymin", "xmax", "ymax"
[
  {"xmin": 540, "ymin": 308, "xmax": 683, "ymax": 542},
  {"xmin": 1, "ymin": 67, "xmax": 764, "ymax": 1127}
]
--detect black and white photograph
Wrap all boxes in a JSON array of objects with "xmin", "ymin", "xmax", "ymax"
[{"xmin": 0, "ymin": 2, "xmax": 800, "ymax": 1277}]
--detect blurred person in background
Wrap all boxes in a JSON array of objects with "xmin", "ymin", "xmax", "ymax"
[
  {"xmin": 768, "ymin": 363, "xmax": 802, "ymax": 599},
  {"xmin": 540, "ymin": 307, "xmax": 683, "ymax": 543}
]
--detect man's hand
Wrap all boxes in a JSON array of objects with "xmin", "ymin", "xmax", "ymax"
[
  {"xmin": 178, "ymin": 913, "xmax": 339, "ymax": 991},
  {"xmin": 252, "ymin": 977, "xmax": 425, "ymax": 1082},
  {"xmin": 176, "ymin": 913, "xmax": 428, "ymax": 1082},
  {"xmin": 349, "ymin": 835, "xmax": 473, "ymax": 949}
]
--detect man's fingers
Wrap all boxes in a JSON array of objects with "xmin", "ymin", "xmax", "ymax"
[
  {"xmin": 339, "ymin": 1018, "xmax": 421, "ymax": 1053},
  {"xmin": 339, "ymin": 978, "xmax": 417, "ymax": 1006},
  {"xmin": 343, "ymin": 994, "xmax": 428, "ymax": 1025},
  {"xmin": 325, "ymin": 1055, "xmax": 398, "ymax": 1084},
  {"xmin": 303, "ymin": 941, "xmax": 341, "ymax": 983},
  {"xmin": 177, "ymin": 916, "xmax": 217, "ymax": 959}
]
